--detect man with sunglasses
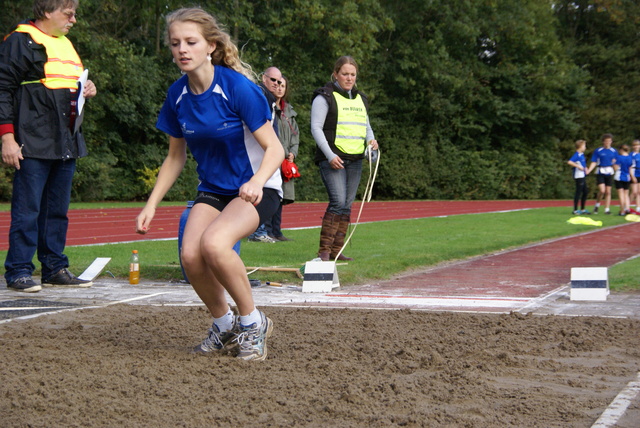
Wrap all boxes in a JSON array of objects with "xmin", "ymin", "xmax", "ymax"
[
  {"xmin": 262, "ymin": 67, "xmax": 283, "ymax": 98},
  {"xmin": 1, "ymin": 0, "xmax": 97, "ymax": 292},
  {"xmin": 248, "ymin": 66, "xmax": 283, "ymax": 243}
]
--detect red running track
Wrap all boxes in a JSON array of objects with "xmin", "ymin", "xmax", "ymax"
[{"xmin": 0, "ymin": 200, "xmax": 571, "ymax": 251}]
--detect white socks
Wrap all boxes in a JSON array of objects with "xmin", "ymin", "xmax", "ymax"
[
  {"xmin": 214, "ymin": 307, "xmax": 261, "ymax": 330},
  {"xmin": 240, "ymin": 308, "xmax": 261, "ymax": 327},
  {"xmin": 213, "ymin": 307, "xmax": 234, "ymax": 332}
]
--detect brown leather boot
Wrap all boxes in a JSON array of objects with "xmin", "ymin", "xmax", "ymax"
[
  {"xmin": 318, "ymin": 212, "xmax": 339, "ymax": 261},
  {"xmin": 331, "ymin": 214, "xmax": 353, "ymax": 261}
]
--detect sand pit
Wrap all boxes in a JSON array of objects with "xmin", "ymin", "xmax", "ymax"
[{"xmin": 1, "ymin": 305, "xmax": 639, "ymax": 427}]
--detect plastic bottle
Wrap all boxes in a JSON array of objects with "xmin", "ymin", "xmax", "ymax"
[{"xmin": 129, "ymin": 250, "xmax": 140, "ymax": 284}]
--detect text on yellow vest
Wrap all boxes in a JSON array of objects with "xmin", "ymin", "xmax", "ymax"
[{"xmin": 333, "ymin": 92, "xmax": 367, "ymax": 154}]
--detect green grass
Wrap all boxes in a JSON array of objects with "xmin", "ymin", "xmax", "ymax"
[
  {"xmin": 609, "ymin": 256, "xmax": 640, "ymax": 291},
  {"xmin": 1, "ymin": 206, "xmax": 637, "ymax": 291}
]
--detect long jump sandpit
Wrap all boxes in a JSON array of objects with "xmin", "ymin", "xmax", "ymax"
[{"xmin": 1, "ymin": 201, "xmax": 639, "ymax": 426}]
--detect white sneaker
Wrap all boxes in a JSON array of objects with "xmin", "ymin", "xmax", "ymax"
[
  {"xmin": 235, "ymin": 311, "xmax": 273, "ymax": 361},
  {"xmin": 248, "ymin": 235, "xmax": 277, "ymax": 243},
  {"xmin": 193, "ymin": 317, "xmax": 239, "ymax": 354}
]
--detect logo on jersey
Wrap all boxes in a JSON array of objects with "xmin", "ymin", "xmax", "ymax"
[{"xmin": 181, "ymin": 122, "xmax": 195, "ymax": 135}]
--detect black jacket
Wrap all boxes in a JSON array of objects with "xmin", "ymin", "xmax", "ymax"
[
  {"xmin": 0, "ymin": 21, "xmax": 87, "ymax": 160},
  {"xmin": 258, "ymin": 82, "xmax": 279, "ymax": 137},
  {"xmin": 312, "ymin": 81, "xmax": 369, "ymax": 164}
]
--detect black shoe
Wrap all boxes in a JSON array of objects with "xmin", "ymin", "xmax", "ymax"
[
  {"xmin": 7, "ymin": 276, "xmax": 42, "ymax": 293},
  {"xmin": 42, "ymin": 268, "xmax": 92, "ymax": 288},
  {"xmin": 274, "ymin": 235, "xmax": 293, "ymax": 241}
]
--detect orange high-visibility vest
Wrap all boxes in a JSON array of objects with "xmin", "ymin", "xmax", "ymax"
[{"xmin": 13, "ymin": 23, "xmax": 82, "ymax": 90}]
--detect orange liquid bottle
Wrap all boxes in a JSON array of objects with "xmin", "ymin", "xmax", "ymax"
[{"xmin": 129, "ymin": 250, "xmax": 140, "ymax": 284}]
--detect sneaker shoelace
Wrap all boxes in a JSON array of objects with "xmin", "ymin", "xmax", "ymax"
[
  {"xmin": 202, "ymin": 327, "xmax": 224, "ymax": 351},
  {"xmin": 234, "ymin": 324, "xmax": 259, "ymax": 351}
]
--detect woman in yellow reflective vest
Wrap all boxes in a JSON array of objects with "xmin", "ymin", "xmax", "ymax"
[{"xmin": 310, "ymin": 56, "xmax": 379, "ymax": 261}]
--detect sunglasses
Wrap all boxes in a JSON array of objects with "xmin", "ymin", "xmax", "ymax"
[{"xmin": 267, "ymin": 76, "xmax": 283, "ymax": 85}]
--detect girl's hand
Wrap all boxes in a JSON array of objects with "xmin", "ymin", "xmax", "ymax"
[
  {"xmin": 239, "ymin": 179, "xmax": 264, "ymax": 206},
  {"xmin": 135, "ymin": 206, "xmax": 156, "ymax": 234}
]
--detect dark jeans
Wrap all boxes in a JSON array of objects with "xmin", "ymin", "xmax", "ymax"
[
  {"xmin": 573, "ymin": 177, "xmax": 588, "ymax": 210},
  {"xmin": 319, "ymin": 159, "xmax": 363, "ymax": 216},
  {"xmin": 248, "ymin": 224, "xmax": 269, "ymax": 239},
  {"xmin": 4, "ymin": 158, "xmax": 76, "ymax": 283},
  {"xmin": 267, "ymin": 203, "xmax": 283, "ymax": 237}
]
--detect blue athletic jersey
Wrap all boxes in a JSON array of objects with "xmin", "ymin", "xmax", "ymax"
[
  {"xmin": 590, "ymin": 147, "xmax": 617, "ymax": 170},
  {"xmin": 157, "ymin": 66, "xmax": 282, "ymax": 196},
  {"xmin": 633, "ymin": 152, "xmax": 640, "ymax": 178},
  {"xmin": 568, "ymin": 151, "xmax": 586, "ymax": 179},
  {"xmin": 615, "ymin": 154, "xmax": 635, "ymax": 182}
]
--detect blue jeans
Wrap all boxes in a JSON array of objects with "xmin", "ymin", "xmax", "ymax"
[
  {"xmin": 248, "ymin": 224, "xmax": 269, "ymax": 239},
  {"xmin": 4, "ymin": 158, "xmax": 76, "ymax": 283},
  {"xmin": 319, "ymin": 159, "xmax": 363, "ymax": 216}
]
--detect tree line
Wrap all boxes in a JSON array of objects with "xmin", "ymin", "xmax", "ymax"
[{"xmin": 1, "ymin": 0, "xmax": 638, "ymax": 202}]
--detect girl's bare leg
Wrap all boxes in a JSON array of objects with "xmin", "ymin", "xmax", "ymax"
[
  {"xmin": 180, "ymin": 204, "xmax": 239, "ymax": 318},
  {"xmin": 194, "ymin": 198, "xmax": 260, "ymax": 316},
  {"xmin": 604, "ymin": 185, "xmax": 612, "ymax": 211},
  {"xmin": 616, "ymin": 188, "xmax": 627, "ymax": 214}
]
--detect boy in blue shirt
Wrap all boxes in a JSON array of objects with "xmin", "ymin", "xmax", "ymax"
[
  {"xmin": 614, "ymin": 144, "xmax": 637, "ymax": 216},
  {"xmin": 631, "ymin": 140, "xmax": 640, "ymax": 214},
  {"xmin": 587, "ymin": 133, "xmax": 617, "ymax": 214},
  {"xmin": 567, "ymin": 140, "xmax": 590, "ymax": 215}
]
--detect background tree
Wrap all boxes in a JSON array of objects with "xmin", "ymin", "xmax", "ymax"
[
  {"xmin": 370, "ymin": 0, "xmax": 587, "ymax": 199},
  {"xmin": 554, "ymin": 0, "xmax": 640, "ymax": 144}
]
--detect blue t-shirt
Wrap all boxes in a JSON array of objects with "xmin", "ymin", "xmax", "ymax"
[
  {"xmin": 615, "ymin": 154, "xmax": 635, "ymax": 182},
  {"xmin": 590, "ymin": 147, "xmax": 617, "ymax": 175},
  {"xmin": 156, "ymin": 66, "xmax": 282, "ymax": 197},
  {"xmin": 633, "ymin": 152, "xmax": 640, "ymax": 178},
  {"xmin": 568, "ymin": 151, "xmax": 586, "ymax": 179}
]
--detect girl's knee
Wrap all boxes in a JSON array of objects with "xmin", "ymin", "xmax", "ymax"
[
  {"xmin": 180, "ymin": 244, "xmax": 202, "ymax": 271},
  {"xmin": 200, "ymin": 237, "xmax": 234, "ymax": 263}
]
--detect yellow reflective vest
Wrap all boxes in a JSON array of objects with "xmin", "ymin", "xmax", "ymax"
[
  {"xmin": 333, "ymin": 92, "xmax": 367, "ymax": 155},
  {"xmin": 14, "ymin": 23, "xmax": 82, "ymax": 90}
]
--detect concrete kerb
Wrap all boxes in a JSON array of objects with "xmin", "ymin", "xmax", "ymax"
[{"xmin": 2, "ymin": 275, "xmax": 640, "ymax": 322}]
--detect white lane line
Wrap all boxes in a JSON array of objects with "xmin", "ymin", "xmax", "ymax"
[
  {"xmin": 516, "ymin": 285, "xmax": 567, "ymax": 313},
  {"xmin": 328, "ymin": 293, "xmax": 530, "ymax": 301},
  {"xmin": 0, "ymin": 307, "xmax": 76, "ymax": 311},
  {"xmin": 263, "ymin": 303, "xmax": 517, "ymax": 314},
  {"xmin": 305, "ymin": 294, "xmax": 531, "ymax": 309},
  {"xmin": 103, "ymin": 292, "xmax": 172, "ymax": 306},
  {"xmin": 0, "ymin": 305, "xmax": 102, "ymax": 324},
  {"xmin": 592, "ymin": 372, "xmax": 640, "ymax": 428},
  {"xmin": 0, "ymin": 292, "xmax": 174, "ymax": 324}
]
